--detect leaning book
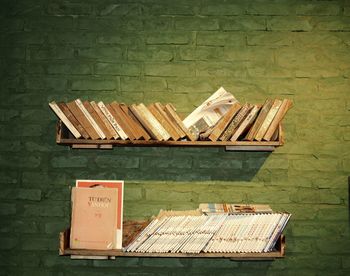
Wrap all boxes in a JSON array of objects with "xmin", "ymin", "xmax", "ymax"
[
  {"xmin": 70, "ymin": 186, "xmax": 119, "ymax": 250},
  {"xmin": 75, "ymin": 180, "xmax": 124, "ymax": 249}
]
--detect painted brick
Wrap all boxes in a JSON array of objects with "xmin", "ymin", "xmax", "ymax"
[
  {"xmin": 121, "ymin": 77, "xmax": 167, "ymax": 92},
  {"xmin": 146, "ymin": 32, "xmax": 193, "ymax": 45},
  {"xmin": 124, "ymin": 186, "xmax": 143, "ymax": 201},
  {"xmin": 71, "ymin": 78, "xmax": 117, "ymax": 91},
  {"xmin": 98, "ymin": 32, "xmax": 143, "ymax": 45},
  {"xmin": 247, "ymin": 1, "xmax": 295, "ymax": 15},
  {"xmin": 51, "ymin": 156, "xmax": 88, "ymax": 168},
  {"xmin": 48, "ymin": 1, "xmax": 92, "ymax": 16},
  {"xmin": 200, "ymin": 3, "xmax": 245, "ymax": 15},
  {"xmin": 0, "ymin": 189, "xmax": 41, "ymax": 201},
  {"xmin": 94, "ymin": 62, "xmax": 141, "ymax": 76},
  {"xmin": 0, "ymin": 238, "xmax": 18, "ymax": 250},
  {"xmin": 196, "ymin": 61, "xmax": 246, "ymax": 78},
  {"xmin": 128, "ymin": 46, "xmax": 173, "ymax": 61},
  {"xmin": 147, "ymin": 4, "xmax": 195, "ymax": 15},
  {"xmin": 247, "ymin": 32, "xmax": 293, "ymax": 46},
  {"xmin": 145, "ymin": 189, "xmax": 195, "ymax": 202},
  {"xmin": 0, "ymin": 109, "xmax": 19, "ymax": 121},
  {"xmin": 175, "ymin": 17, "xmax": 219, "ymax": 31},
  {"xmin": 144, "ymin": 62, "xmax": 195, "ymax": 77},
  {"xmin": 221, "ymin": 16, "xmax": 266, "ymax": 31},
  {"xmin": 95, "ymin": 155, "xmax": 140, "ymax": 169},
  {"xmin": 312, "ymin": 17, "xmax": 350, "ymax": 31},
  {"xmin": 48, "ymin": 63, "xmax": 91, "ymax": 75},
  {"xmin": 178, "ymin": 46, "xmax": 224, "ymax": 61},
  {"xmin": 197, "ymin": 31, "xmax": 245, "ymax": 46},
  {"xmin": 0, "ymin": 203, "xmax": 16, "ymax": 216},
  {"xmin": 23, "ymin": 204, "xmax": 66, "ymax": 217},
  {"xmin": 268, "ymin": 16, "xmax": 313, "ymax": 31},
  {"xmin": 141, "ymin": 157, "xmax": 192, "ymax": 169},
  {"xmin": 98, "ymin": 3, "xmax": 140, "ymax": 16},
  {"xmin": 296, "ymin": 2, "xmax": 340, "ymax": 15}
]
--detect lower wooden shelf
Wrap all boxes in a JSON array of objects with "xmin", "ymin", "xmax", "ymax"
[
  {"xmin": 59, "ymin": 221, "xmax": 286, "ymax": 260},
  {"xmin": 56, "ymin": 121, "xmax": 284, "ymax": 152}
]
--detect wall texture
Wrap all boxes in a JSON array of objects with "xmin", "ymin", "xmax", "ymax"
[{"xmin": 0, "ymin": 0, "xmax": 349, "ymax": 275}]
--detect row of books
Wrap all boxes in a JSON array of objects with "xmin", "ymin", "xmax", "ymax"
[
  {"xmin": 49, "ymin": 87, "xmax": 292, "ymax": 142},
  {"xmin": 126, "ymin": 213, "xmax": 291, "ymax": 254},
  {"xmin": 49, "ymin": 100, "xmax": 195, "ymax": 141}
]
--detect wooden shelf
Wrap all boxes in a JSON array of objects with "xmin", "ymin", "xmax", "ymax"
[
  {"xmin": 56, "ymin": 121, "xmax": 284, "ymax": 152},
  {"xmin": 59, "ymin": 221, "xmax": 286, "ymax": 260}
]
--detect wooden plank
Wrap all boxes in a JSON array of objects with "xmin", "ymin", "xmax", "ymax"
[
  {"xmin": 225, "ymin": 146, "xmax": 275, "ymax": 152},
  {"xmin": 57, "ymin": 121, "xmax": 282, "ymax": 149}
]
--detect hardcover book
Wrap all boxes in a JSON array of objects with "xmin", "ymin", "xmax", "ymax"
[
  {"xmin": 75, "ymin": 180, "xmax": 124, "ymax": 249},
  {"xmin": 70, "ymin": 187, "xmax": 119, "ymax": 250}
]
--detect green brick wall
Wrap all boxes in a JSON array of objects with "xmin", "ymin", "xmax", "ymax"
[{"xmin": 0, "ymin": 0, "xmax": 349, "ymax": 275}]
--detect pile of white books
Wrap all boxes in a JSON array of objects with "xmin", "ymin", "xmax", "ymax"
[{"xmin": 126, "ymin": 213, "xmax": 291, "ymax": 254}]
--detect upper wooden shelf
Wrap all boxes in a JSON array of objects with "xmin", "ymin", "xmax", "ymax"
[{"xmin": 56, "ymin": 121, "xmax": 284, "ymax": 152}]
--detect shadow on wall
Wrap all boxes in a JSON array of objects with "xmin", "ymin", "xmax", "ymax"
[{"xmin": 77, "ymin": 147, "xmax": 272, "ymax": 181}]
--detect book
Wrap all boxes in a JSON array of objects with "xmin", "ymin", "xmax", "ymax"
[
  {"xmin": 104, "ymin": 103, "xmax": 130, "ymax": 140},
  {"xmin": 66, "ymin": 100, "xmax": 100, "ymax": 140},
  {"xmin": 263, "ymin": 99, "xmax": 293, "ymax": 141},
  {"xmin": 109, "ymin": 102, "xmax": 137, "ymax": 140},
  {"xmin": 90, "ymin": 101, "xmax": 119, "ymax": 139},
  {"xmin": 199, "ymin": 203, "xmax": 273, "ymax": 214},
  {"xmin": 83, "ymin": 101, "xmax": 113, "ymax": 140},
  {"xmin": 49, "ymin": 101, "xmax": 82, "ymax": 139},
  {"xmin": 164, "ymin": 104, "xmax": 196, "ymax": 141},
  {"xmin": 183, "ymin": 87, "xmax": 238, "ymax": 132},
  {"xmin": 75, "ymin": 99, "xmax": 106, "ymax": 139},
  {"xmin": 70, "ymin": 187, "xmax": 118, "ymax": 250},
  {"xmin": 148, "ymin": 104, "xmax": 181, "ymax": 141},
  {"xmin": 254, "ymin": 99, "xmax": 282, "ymax": 141},
  {"xmin": 137, "ymin": 103, "xmax": 171, "ymax": 141},
  {"xmin": 219, "ymin": 103, "xmax": 251, "ymax": 141},
  {"xmin": 75, "ymin": 180, "xmax": 124, "ymax": 249},
  {"xmin": 230, "ymin": 105, "xmax": 260, "ymax": 141},
  {"xmin": 129, "ymin": 104, "xmax": 161, "ymax": 140},
  {"xmin": 97, "ymin": 101, "xmax": 126, "ymax": 140},
  {"xmin": 56, "ymin": 102, "xmax": 89, "ymax": 139},
  {"xmin": 153, "ymin": 102, "xmax": 186, "ymax": 139},
  {"xmin": 119, "ymin": 104, "xmax": 151, "ymax": 141},
  {"xmin": 245, "ymin": 99, "xmax": 274, "ymax": 141},
  {"xmin": 208, "ymin": 102, "xmax": 242, "ymax": 141}
]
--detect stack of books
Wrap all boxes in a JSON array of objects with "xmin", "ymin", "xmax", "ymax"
[
  {"xmin": 49, "ymin": 87, "xmax": 292, "ymax": 142},
  {"xmin": 126, "ymin": 213, "xmax": 291, "ymax": 254}
]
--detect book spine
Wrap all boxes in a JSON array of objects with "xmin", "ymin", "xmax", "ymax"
[
  {"xmin": 137, "ymin": 103, "xmax": 171, "ymax": 141},
  {"xmin": 219, "ymin": 104, "xmax": 250, "ymax": 141},
  {"xmin": 97, "ymin": 101, "xmax": 127, "ymax": 140},
  {"xmin": 75, "ymin": 99, "xmax": 106, "ymax": 139},
  {"xmin": 209, "ymin": 102, "xmax": 241, "ymax": 141},
  {"xmin": 254, "ymin": 99, "xmax": 282, "ymax": 141},
  {"xmin": 263, "ymin": 99, "xmax": 292, "ymax": 141},
  {"xmin": 129, "ymin": 104, "xmax": 160, "ymax": 140},
  {"xmin": 90, "ymin": 101, "xmax": 119, "ymax": 139},
  {"xmin": 49, "ymin": 102, "xmax": 82, "ymax": 139},
  {"xmin": 230, "ymin": 105, "xmax": 260, "ymax": 141}
]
